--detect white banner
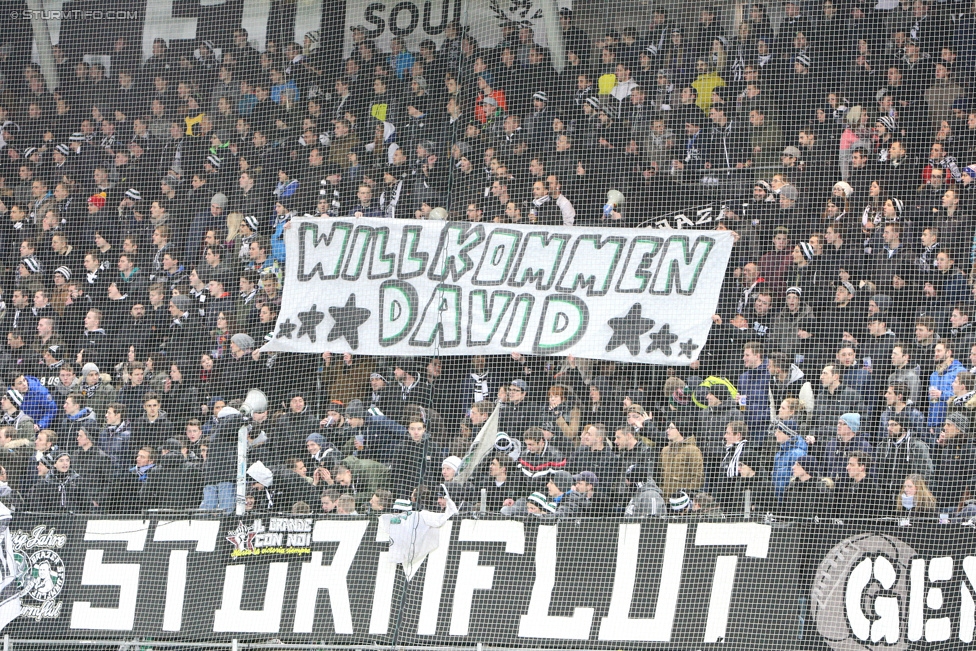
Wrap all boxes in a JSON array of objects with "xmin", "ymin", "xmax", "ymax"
[
  {"xmin": 262, "ymin": 217, "xmax": 734, "ymax": 365},
  {"xmin": 343, "ymin": 0, "xmax": 570, "ymax": 58}
]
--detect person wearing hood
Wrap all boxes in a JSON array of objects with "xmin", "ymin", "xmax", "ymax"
[
  {"xmin": 772, "ymin": 419, "xmax": 807, "ymax": 499},
  {"xmin": 768, "ymin": 286, "xmax": 819, "ymax": 364},
  {"xmin": 875, "ymin": 412, "xmax": 934, "ymax": 493},
  {"xmin": 56, "ymin": 393, "xmax": 97, "ymax": 440},
  {"xmin": 933, "ymin": 412, "xmax": 976, "ymax": 510},
  {"xmin": 28, "ymin": 451, "xmax": 89, "ymax": 512},
  {"xmin": 660, "ymin": 418, "xmax": 703, "ymax": 496},
  {"xmin": 822, "ymin": 413, "xmax": 874, "ymax": 482}
]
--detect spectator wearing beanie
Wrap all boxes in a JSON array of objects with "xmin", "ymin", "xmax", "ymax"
[
  {"xmin": 822, "ymin": 413, "xmax": 873, "ymax": 482},
  {"xmin": 771, "ymin": 419, "xmax": 807, "ymax": 499}
]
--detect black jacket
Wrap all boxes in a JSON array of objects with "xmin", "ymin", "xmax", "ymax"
[{"xmin": 28, "ymin": 469, "xmax": 89, "ymax": 512}]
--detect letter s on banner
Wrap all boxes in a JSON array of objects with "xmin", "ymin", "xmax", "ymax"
[{"xmin": 70, "ymin": 520, "xmax": 149, "ymax": 630}]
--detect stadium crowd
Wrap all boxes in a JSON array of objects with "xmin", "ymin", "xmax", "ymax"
[{"xmin": 2, "ymin": 0, "xmax": 976, "ymax": 520}]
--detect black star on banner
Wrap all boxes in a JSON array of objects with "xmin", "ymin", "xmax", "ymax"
[
  {"xmin": 679, "ymin": 338, "xmax": 699, "ymax": 359},
  {"xmin": 327, "ymin": 294, "xmax": 372, "ymax": 350},
  {"xmin": 275, "ymin": 318, "xmax": 297, "ymax": 339},
  {"xmin": 606, "ymin": 303, "xmax": 655, "ymax": 356},
  {"xmin": 296, "ymin": 305, "xmax": 326, "ymax": 342},
  {"xmin": 646, "ymin": 324, "xmax": 679, "ymax": 356}
]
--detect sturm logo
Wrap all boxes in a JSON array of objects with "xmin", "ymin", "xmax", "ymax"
[
  {"xmin": 11, "ymin": 526, "xmax": 68, "ymax": 622},
  {"xmin": 25, "ymin": 549, "xmax": 65, "ymax": 602},
  {"xmin": 488, "ymin": 0, "xmax": 542, "ymax": 27}
]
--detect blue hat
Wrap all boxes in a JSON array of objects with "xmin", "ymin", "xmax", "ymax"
[
  {"xmin": 838, "ymin": 413, "xmax": 860, "ymax": 433},
  {"xmin": 305, "ymin": 433, "xmax": 327, "ymax": 447}
]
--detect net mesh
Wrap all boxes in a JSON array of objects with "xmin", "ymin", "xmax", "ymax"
[{"xmin": 0, "ymin": 0, "xmax": 974, "ymax": 648}]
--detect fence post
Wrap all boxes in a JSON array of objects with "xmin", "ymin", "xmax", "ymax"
[
  {"xmin": 231, "ymin": 639, "xmax": 238, "ymax": 651},
  {"xmin": 744, "ymin": 489, "xmax": 752, "ymax": 518},
  {"xmin": 4, "ymin": 633, "xmax": 9, "ymax": 651}
]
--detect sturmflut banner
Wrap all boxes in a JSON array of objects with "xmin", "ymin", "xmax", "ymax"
[{"xmin": 262, "ymin": 218, "xmax": 734, "ymax": 364}]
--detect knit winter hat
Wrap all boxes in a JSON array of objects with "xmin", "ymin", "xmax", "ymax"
[
  {"xmin": 4, "ymin": 389, "xmax": 23, "ymax": 407},
  {"xmin": 81, "ymin": 363, "xmax": 100, "ymax": 378},
  {"xmin": 838, "ymin": 413, "xmax": 861, "ymax": 433},
  {"xmin": 528, "ymin": 492, "xmax": 555, "ymax": 513},
  {"xmin": 231, "ymin": 333, "xmax": 255, "ymax": 350},
  {"xmin": 305, "ymin": 433, "xmax": 327, "ymax": 447},
  {"xmin": 833, "ymin": 181, "xmax": 853, "ymax": 198},
  {"xmin": 669, "ymin": 490, "xmax": 691, "ymax": 511},
  {"xmin": 799, "ymin": 241, "xmax": 814, "ymax": 261},
  {"xmin": 947, "ymin": 412, "xmax": 971, "ymax": 435},
  {"xmin": 890, "ymin": 197, "xmax": 904, "ymax": 220},
  {"xmin": 442, "ymin": 456, "xmax": 462, "ymax": 473},
  {"xmin": 774, "ymin": 419, "xmax": 799, "ymax": 438}
]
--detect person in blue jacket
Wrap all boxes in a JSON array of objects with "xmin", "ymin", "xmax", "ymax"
[
  {"xmin": 11, "ymin": 375, "xmax": 56, "ymax": 431},
  {"xmin": 772, "ymin": 419, "xmax": 807, "ymax": 499},
  {"xmin": 928, "ymin": 341, "xmax": 965, "ymax": 431}
]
